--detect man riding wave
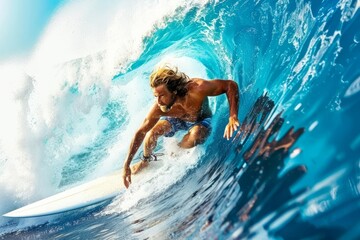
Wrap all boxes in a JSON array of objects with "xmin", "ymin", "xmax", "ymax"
[{"xmin": 122, "ymin": 66, "xmax": 240, "ymax": 188}]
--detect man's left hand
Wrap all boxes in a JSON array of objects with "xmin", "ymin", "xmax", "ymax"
[{"xmin": 223, "ymin": 116, "xmax": 240, "ymax": 140}]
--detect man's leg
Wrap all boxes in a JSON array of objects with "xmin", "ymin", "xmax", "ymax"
[
  {"xmin": 179, "ymin": 125, "xmax": 210, "ymax": 148},
  {"xmin": 143, "ymin": 120, "xmax": 172, "ymax": 157},
  {"xmin": 131, "ymin": 120, "xmax": 172, "ymax": 174}
]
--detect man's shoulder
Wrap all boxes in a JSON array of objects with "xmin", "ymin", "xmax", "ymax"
[
  {"xmin": 190, "ymin": 77, "xmax": 207, "ymax": 83},
  {"xmin": 188, "ymin": 78, "xmax": 211, "ymax": 92},
  {"xmin": 187, "ymin": 78, "xmax": 211, "ymax": 99},
  {"xmin": 188, "ymin": 78, "xmax": 208, "ymax": 89}
]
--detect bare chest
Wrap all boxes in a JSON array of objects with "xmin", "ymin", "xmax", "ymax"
[
  {"xmin": 167, "ymin": 95, "xmax": 211, "ymax": 122},
  {"xmin": 167, "ymin": 104, "xmax": 203, "ymax": 121}
]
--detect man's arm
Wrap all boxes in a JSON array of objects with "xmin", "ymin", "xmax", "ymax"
[
  {"xmin": 122, "ymin": 120, "xmax": 153, "ymax": 168},
  {"xmin": 122, "ymin": 104, "xmax": 160, "ymax": 188},
  {"xmin": 196, "ymin": 78, "xmax": 240, "ymax": 140}
]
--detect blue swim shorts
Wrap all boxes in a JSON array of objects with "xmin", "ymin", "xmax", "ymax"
[{"xmin": 160, "ymin": 117, "xmax": 212, "ymax": 137}]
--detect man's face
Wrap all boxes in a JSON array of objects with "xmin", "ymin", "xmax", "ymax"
[{"xmin": 153, "ymin": 84, "xmax": 176, "ymax": 112}]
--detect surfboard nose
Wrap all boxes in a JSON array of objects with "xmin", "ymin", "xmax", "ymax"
[
  {"xmin": 3, "ymin": 209, "xmax": 37, "ymax": 218},
  {"xmin": 3, "ymin": 211, "xmax": 17, "ymax": 218},
  {"xmin": 1, "ymin": 169, "xmax": 128, "ymax": 218}
]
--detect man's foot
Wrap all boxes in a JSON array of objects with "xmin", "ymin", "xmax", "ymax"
[{"xmin": 130, "ymin": 160, "xmax": 149, "ymax": 175}]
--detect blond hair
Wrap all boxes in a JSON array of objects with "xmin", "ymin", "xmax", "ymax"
[{"xmin": 150, "ymin": 66, "xmax": 190, "ymax": 97}]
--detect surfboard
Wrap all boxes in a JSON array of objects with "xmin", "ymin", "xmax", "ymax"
[{"xmin": 3, "ymin": 161, "xmax": 158, "ymax": 218}]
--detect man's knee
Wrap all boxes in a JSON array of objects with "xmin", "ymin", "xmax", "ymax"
[
  {"xmin": 190, "ymin": 125, "xmax": 209, "ymax": 140},
  {"xmin": 145, "ymin": 123, "xmax": 169, "ymax": 143},
  {"xmin": 179, "ymin": 125, "xmax": 210, "ymax": 148},
  {"xmin": 145, "ymin": 129, "xmax": 156, "ymax": 144}
]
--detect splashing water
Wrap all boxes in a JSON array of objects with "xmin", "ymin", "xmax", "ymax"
[{"xmin": 0, "ymin": 0, "xmax": 359, "ymax": 239}]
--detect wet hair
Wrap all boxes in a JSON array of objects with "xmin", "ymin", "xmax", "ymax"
[{"xmin": 150, "ymin": 65, "xmax": 190, "ymax": 97}]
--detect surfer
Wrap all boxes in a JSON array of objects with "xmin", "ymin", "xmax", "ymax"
[{"xmin": 123, "ymin": 66, "xmax": 240, "ymax": 188}]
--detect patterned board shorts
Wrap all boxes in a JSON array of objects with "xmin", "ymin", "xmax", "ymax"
[{"xmin": 160, "ymin": 117, "xmax": 212, "ymax": 137}]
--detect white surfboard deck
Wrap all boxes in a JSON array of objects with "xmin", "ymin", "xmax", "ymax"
[{"xmin": 3, "ymin": 163, "xmax": 155, "ymax": 218}]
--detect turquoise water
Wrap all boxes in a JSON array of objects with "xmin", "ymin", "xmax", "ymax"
[{"xmin": 0, "ymin": 0, "xmax": 359, "ymax": 239}]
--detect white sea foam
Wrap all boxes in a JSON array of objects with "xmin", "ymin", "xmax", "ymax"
[
  {"xmin": 28, "ymin": 0, "xmax": 209, "ymax": 75},
  {"xmin": 0, "ymin": 61, "xmax": 39, "ymax": 216},
  {"xmin": 101, "ymin": 139, "xmax": 205, "ymax": 214},
  {"xmin": 0, "ymin": 0, "xmax": 210, "ymax": 225}
]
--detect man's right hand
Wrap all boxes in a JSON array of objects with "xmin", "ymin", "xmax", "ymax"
[{"xmin": 122, "ymin": 166, "xmax": 132, "ymax": 188}]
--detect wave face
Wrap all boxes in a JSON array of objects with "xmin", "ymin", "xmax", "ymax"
[{"xmin": 1, "ymin": 0, "xmax": 359, "ymax": 239}]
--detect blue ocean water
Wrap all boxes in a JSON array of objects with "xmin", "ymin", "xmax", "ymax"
[{"xmin": 0, "ymin": 0, "xmax": 359, "ymax": 239}]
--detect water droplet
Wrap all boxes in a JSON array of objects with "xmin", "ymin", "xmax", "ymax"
[
  {"xmin": 309, "ymin": 121, "xmax": 318, "ymax": 132},
  {"xmin": 344, "ymin": 76, "xmax": 360, "ymax": 97},
  {"xmin": 290, "ymin": 148, "xmax": 301, "ymax": 158},
  {"xmin": 294, "ymin": 103, "xmax": 302, "ymax": 111}
]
